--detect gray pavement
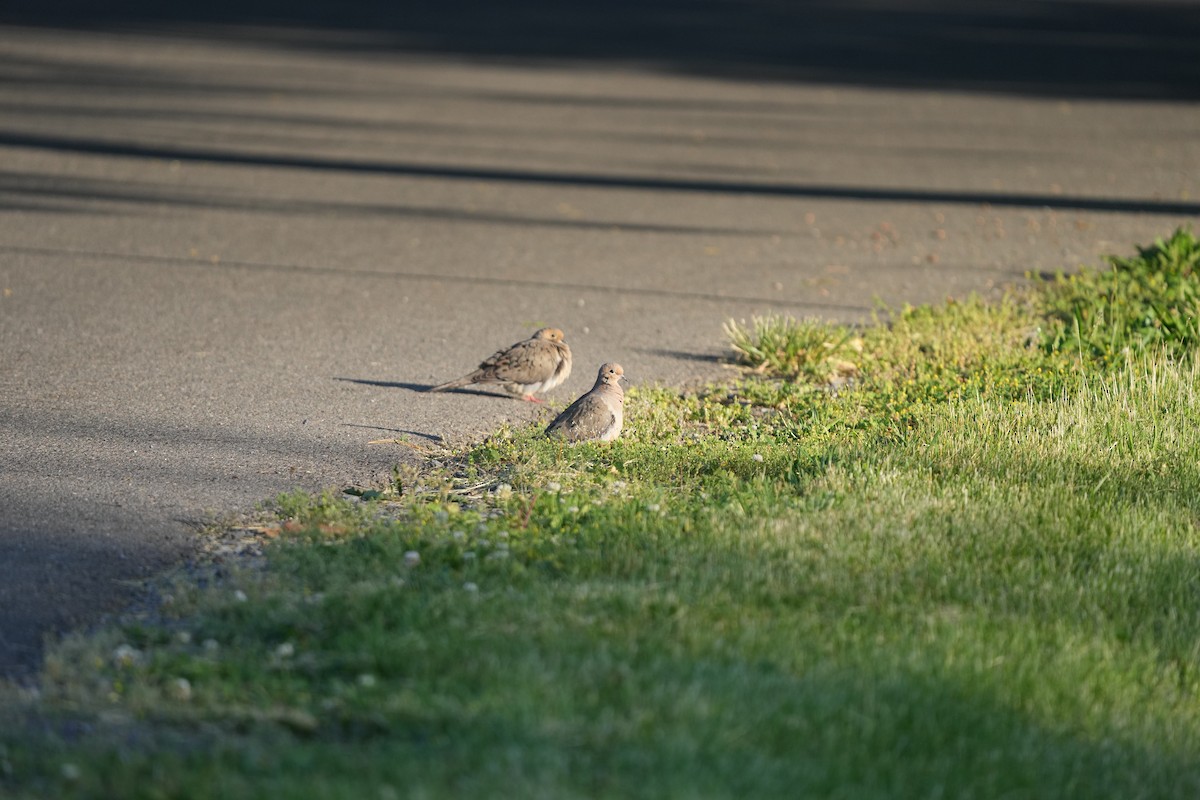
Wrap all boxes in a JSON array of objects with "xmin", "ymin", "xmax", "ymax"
[{"xmin": 2, "ymin": 8, "xmax": 1199, "ymax": 678}]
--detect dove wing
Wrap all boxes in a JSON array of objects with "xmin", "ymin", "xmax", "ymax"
[
  {"xmin": 475, "ymin": 339, "xmax": 558, "ymax": 384},
  {"xmin": 546, "ymin": 392, "xmax": 616, "ymax": 442}
]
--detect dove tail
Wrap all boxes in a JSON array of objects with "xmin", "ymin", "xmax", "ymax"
[{"xmin": 426, "ymin": 375, "xmax": 473, "ymax": 392}]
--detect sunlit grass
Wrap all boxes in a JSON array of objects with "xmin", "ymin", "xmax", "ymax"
[{"xmin": 1039, "ymin": 227, "xmax": 1200, "ymax": 364}]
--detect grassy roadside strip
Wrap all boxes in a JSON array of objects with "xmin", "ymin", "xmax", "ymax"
[{"xmin": 3, "ymin": 230, "xmax": 1200, "ymax": 798}]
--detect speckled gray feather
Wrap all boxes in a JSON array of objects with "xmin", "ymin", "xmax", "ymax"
[
  {"xmin": 427, "ymin": 327, "xmax": 572, "ymax": 400},
  {"xmin": 545, "ymin": 363, "xmax": 625, "ymax": 442}
]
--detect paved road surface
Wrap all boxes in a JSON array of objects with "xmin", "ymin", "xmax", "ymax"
[{"xmin": 2, "ymin": 2, "xmax": 1198, "ymax": 678}]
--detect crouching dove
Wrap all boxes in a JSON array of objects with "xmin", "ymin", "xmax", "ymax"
[
  {"xmin": 427, "ymin": 327, "xmax": 571, "ymax": 402},
  {"xmin": 545, "ymin": 363, "xmax": 625, "ymax": 442}
]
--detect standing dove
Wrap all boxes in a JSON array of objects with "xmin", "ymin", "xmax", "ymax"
[
  {"xmin": 545, "ymin": 363, "xmax": 625, "ymax": 442},
  {"xmin": 427, "ymin": 327, "xmax": 571, "ymax": 402}
]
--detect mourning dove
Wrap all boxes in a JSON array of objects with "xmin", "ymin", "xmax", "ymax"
[
  {"xmin": 545, "ymin": 363, "xmax": 625, "ymax": 442},
  {"xmin": 427, "ymin": 327, "xmax": 571, "ymax": 402}
]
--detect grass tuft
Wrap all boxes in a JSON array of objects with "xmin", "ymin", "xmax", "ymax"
[{"xmin": 724, "ymin": 314, "xmax": 863, "ymax": 383}]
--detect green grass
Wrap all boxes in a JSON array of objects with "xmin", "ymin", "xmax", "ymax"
[
  {"xmin": 1041, "ymin": 228, "xmax": 1200, "ymax": 363},
  {"xmin": 4, "ymin": 232, "xmax": 1200, "ymax": 799}
]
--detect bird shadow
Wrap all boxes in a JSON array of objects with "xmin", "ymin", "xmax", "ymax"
[
  {"xmin": 334, "ymin": 376, "xmax": 519, "ymax": 401},
  {"xmin": 342, "ymin": 423, "xmax": 444, "ymax": 443}
]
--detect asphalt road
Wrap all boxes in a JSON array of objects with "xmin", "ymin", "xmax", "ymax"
[{"xmin": 2, "ymin": 4, "xmax": 1198, "ymax": 678}]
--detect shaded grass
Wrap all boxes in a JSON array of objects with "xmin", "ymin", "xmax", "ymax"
[{"xmin": 5, "ymin": 233, "xmax": 1200, "ymax": 798}]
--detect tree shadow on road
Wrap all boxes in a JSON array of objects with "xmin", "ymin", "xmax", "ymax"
[
  {"xmin": 4, "ymin": 132, "xmax": 1199, "ymax": 218},
  {"xmin": 634, "ymin": 347, "xmax": 729, "ymax": 366},
  {"xmin": 3, "ymin": 0, "xmax": 1199, "ymax": 101}
]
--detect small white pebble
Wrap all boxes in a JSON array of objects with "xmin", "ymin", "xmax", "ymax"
[
  {"xmin": 169, "ymin": 677, "xmax": 192, "ymax": 702},
  {"xmin": 403, "ymin": 551, "xmax": 421, "ymax": 567},
  {"xmin": 463, "ymin": 582, "xmax": 479, "ymax": 593},
  {"xmin": 60, "ymin": 763, "xmax": 80, "ymax": 782},
  {"xmin": 752, "ymin": 453, "xmax": 764, "ymax": 462},
  {"xmin": 233, "ymin": 589, "xmax": 248, "ymax": 603},
  {"xmin": 275, "ymin": 642, "xmax": 295, "ymax": 658},
  {"xmin": 357, "ymin": 673, "xmax": 377, "ymax": 688}
]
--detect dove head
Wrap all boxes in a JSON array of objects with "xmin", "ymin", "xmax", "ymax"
[
  {"xmin": 533, "ymin": 328, "xmax": 565, "ymax": 342},
  {"xmin": 595, "ymin": 362, "xmax": 625, "ymax": 389}
]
